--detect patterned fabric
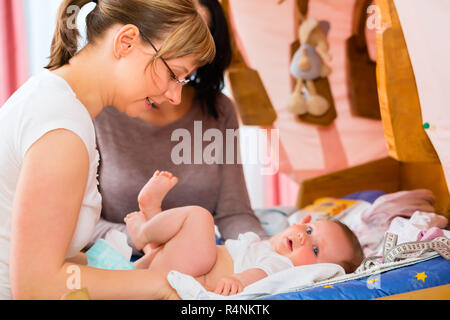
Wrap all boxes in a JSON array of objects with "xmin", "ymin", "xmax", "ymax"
[{"xmin": 262, "ymin": 256, "xmax": 450, "ymax": 300}]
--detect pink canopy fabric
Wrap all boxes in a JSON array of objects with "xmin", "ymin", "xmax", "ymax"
[
  {"xmin": 229, "ymin": 0, "xmax": 388, "ymax": 206},
  {"xmin": 0, "ymin": 0, "xmax": 28, "ymax": 106},
  {"xmin": 394, "ymin": 0, "xmax": 450, "ymax": 194}
]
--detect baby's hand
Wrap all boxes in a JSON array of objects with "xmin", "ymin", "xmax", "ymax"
[{"xmin": 214, "ymin": 276, "xmax": 244, "ymax": 296}]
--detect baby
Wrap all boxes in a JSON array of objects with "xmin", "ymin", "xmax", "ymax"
[{"xmin": 125, "ymin": 171, "xmax": 364, "ymax": 296}]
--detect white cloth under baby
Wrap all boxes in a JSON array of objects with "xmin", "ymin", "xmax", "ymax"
[
  {"xmin": 225, "ymin": 232, "xmax": 293, "ymax": 276},
  {"xmin": 167, "ymin": 263, "xmax": 345, "ymax": 300}
]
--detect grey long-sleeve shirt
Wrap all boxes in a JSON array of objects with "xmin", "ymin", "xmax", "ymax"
[{"xmin": 88, "ymin": 94, "xmax": 266, "ymax": 255}]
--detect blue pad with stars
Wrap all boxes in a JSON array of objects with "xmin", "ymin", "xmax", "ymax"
[{"xmin": 261, "ymin": 256, "xmax": 450, "ymax": 300}]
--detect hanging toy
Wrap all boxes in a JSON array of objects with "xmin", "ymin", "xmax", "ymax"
[{"xmin": 288, "ymin": 18, "xmax": 332, "ymax": 117}]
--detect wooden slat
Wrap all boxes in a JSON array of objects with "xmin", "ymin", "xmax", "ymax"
[
  {"xmin": 297, "ymin": 157, "xmax": 400, "ymax": 208},
  {"xmin": 346, "ymin": 0, "xmax": 381, "ymax": 120},
  {"xmin": 374, "ymin": 284, "xmax": 450, "ymax": 300},
  {"xmin": 222, "ymin": 0, "xmax": 277, "ymax": 126},
  {"xmin": 400, "ymin": 162, "xmax": 450, "ymax": 217},
  {"xmin": 375, "ymin": 0, "xmax": 439, "ymax": 162},
  {"xmin": 296, "ymin": 0, "xmax": 309, "ymax": 17},
  {"xmin": 278, "ymin": 0, "xmax": 309, "ymax": 16},
  {"xmin": 295, "ymin": 69, "xmax": 337, "ymax": 126}
]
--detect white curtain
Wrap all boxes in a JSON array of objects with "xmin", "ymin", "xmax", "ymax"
[
  {"xmin": 23, "ymin": 0, "xmax": 95, "ymax": 76},
  {"xmin": 23, "ymin": 0, "xmax": 61, "ymax": 76}
]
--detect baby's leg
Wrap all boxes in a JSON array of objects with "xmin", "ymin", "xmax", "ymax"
[
  {"xmin": 140, "ymin": 206, "xmax": 218, "ymax": 277},
  {"xmin": 124, "ymin": 211, "xmax": 150, "ymax": 250},
  {"xmin": 138, "ymin": 170, "xmax": 178, "ymax": 220},
  {"xmin": 133, "ymin": 246, "xmax": 162, "ymax": 269}
]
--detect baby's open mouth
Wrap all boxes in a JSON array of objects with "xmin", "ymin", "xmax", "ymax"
[{"xmin": 287, "ymin": 238, "xmax": 293, "ymax": 251}]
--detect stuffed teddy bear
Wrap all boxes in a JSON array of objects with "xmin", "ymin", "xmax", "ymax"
[{"xmin": 288, "ymin": 18, "xmax": 332, "ymax": 117}]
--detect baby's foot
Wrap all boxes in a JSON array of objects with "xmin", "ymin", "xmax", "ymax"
[
  {"xmin": 124, "ymin": 211, "xmax": 147, "ymax": 251},
  {"xmin": 138, "ymin": 171, "xmax": 178, "ymax": 219}
]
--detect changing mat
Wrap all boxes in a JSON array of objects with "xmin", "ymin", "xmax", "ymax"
[
  {"xmin": 264, "ymin": 255, "xmax": 450, "ymax": 300},
  {"xmin": 167, "ymin": 263, "xmax": 345, "ymax": 300}
]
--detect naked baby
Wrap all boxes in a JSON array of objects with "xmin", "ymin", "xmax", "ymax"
[{"xmin": 126, "ymin": 171, "xmax": 364, "ymax": 296}]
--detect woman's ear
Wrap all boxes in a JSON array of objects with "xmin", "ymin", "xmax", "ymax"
[{"xmin": 113, "ymin": 24, "xmax": 140, "ymax": 59}]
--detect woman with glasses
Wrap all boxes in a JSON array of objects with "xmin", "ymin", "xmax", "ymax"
[
  {"xmin": 0, "ymin": 0, "xmax": 214, "ymax": 299},
  {"xmin": 89, "ymin": 0, "xmax": 267, "ymax": 257}
]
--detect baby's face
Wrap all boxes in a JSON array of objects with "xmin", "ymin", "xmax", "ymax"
[{"xmin": 270, "ymin": 216, "xmax": 353, "ymax": 267}]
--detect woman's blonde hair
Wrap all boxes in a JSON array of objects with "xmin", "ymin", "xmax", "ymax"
[{"xmin": 45, "ymin": 0, "xmax": 216, "ymax": 70}]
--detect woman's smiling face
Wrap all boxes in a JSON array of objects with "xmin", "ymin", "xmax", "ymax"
[
  {"xmin": 270, "ymin": 216, "xmax": 354, "ymax": 267},
  {"xmin": 109, "ymin": 25, "xmax": 198, "ymax": 118}
]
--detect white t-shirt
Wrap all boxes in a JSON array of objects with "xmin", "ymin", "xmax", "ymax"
[
  {"xmin": 0, "ymin": 69, "xmax": 102, "ymax": 299},
  {"xmin": 225, "ymin": 232, "xmax": 293, "ymax": 276}
]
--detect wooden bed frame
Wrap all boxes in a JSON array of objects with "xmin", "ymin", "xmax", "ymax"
[
  {"xmin": 297, "ymin": 0, "xmax": 450, "ymax": 217},
  {"xmin": 296, "ymin": 0, "xmax": 450, "ymax": 299}
]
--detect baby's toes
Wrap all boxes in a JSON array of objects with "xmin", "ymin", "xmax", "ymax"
[
  {"xmin": 160, "ymin": 171, "xmax": 173, "ymax": 179},
  {"xmin": 170, "ymin": 176, "xmax": 179, "ymax": 185},
  {"xmin": 125, "ymin": 211, "xmax": 141, "ymax": 221}
]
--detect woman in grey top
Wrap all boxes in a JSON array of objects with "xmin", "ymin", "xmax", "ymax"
[{"xmin": 90, "ymin": 0, "xmax": 266, "ymax": 254}]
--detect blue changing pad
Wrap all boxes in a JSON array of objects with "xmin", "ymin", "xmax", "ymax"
[
  {"xmin": 262, "ymin": 256, "xmax": 450, "ymax": 300},
  {"xmin": 342, "ymin": 190, "xmax": 386, "ymax": 204}
]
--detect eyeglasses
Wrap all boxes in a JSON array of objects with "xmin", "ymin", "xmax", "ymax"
[{"xmin": 140, "ymin": 33, "xmax": 191, "ymax": 87}]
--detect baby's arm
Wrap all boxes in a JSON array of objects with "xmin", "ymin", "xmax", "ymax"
[{"xmin": 214, "ymin": 268, "xmax": 267, "ymax": 296}]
